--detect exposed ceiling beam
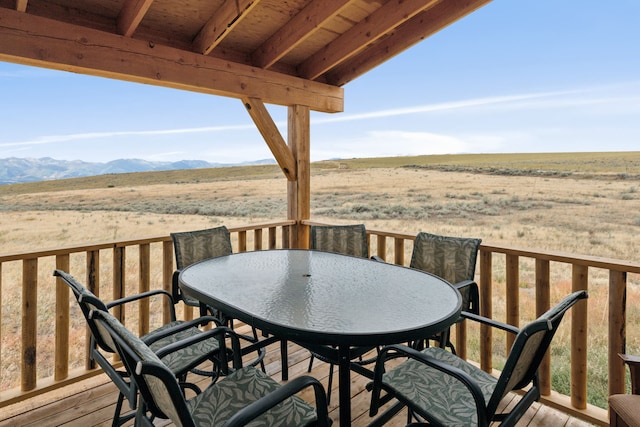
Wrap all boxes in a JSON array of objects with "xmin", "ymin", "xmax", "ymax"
[
  {"xmin": 117, "ymin": 0, "xmax": 154, "ymax": 37},
  {"xmin": 15, "ymin": 0, "xmax": 28, "ymax": 12},
  {"xmin": 298, "ymin": 0, "xmax": 440, "ymax": 80},
  {"xmin": 326, "ymin": 0, "xmax": 493, "ymax": 86},
  {"xmin": 193, "ymin": 0, "xmax": 260, "ymax": 55},
  {"xmin": 0, "ymin": 7, "xmax": 343, "ymax": 112},
  {"xmin": 252, "ymin": 0, "xmax": 353, "ymax": 70}
]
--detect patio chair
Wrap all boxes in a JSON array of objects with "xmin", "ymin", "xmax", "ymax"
[
  {"xmin": 307, "ymin": 223, "xmax": 379, "ymax": 403},
  {"xmin": 609, "ymin": 353, "xmax": 640, "ymax": 427},
  {"xmin": 410, "ymin": 232, "xmax": 482, "ymax": 353},
  {"xmin": 91, "ymin": 308, "xmax": 332, "ymax": 427},
  {"xmin": 368, "ymin": 290, "xmax": 588, "ymax": 427},
  {"xmin": 171, "ymin": 225, "xmax": 267, "ymax": 372},
  {"xmin": 54, "ymin": 269, "xmax": 223, "ymax": 427}
]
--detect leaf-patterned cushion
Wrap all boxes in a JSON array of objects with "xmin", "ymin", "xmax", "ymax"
[
  {"xmin": 310, "ymin": 224, "xmax": 368, "ymax": 258},
  {"xmin": 144, "ymin": 321, "xmax": 219, "ymax": 374},
  {"xmin": 189, "ymin": 367, "xmax": 318, "ymax": 427},
  {"xmin": 381, "ymin": 347, "xmax": 497, "ymax": 426}
]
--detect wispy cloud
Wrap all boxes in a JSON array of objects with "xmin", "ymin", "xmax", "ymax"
[
  {"xmin": 3, "ymin": 84, "xmax": 637, "ymax": 155},
  {"xmin": 312, "ymin": 90, "xmax": 580, "ymax": 124},
  {"xmin": 0, "ymin": 124, "xmax": 257, "ymax": 148}
]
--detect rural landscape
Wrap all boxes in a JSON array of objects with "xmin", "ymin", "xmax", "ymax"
[{"xmin": 1, "ymin": 151, "xmax": 639, "ymax": 411}]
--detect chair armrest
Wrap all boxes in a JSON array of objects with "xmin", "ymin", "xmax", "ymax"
[
  {"xmin": 222, "ymin": 375, "xmax": 331, "ymax": 427},
  {"xmin": 154, "ymin": 326, "xmax": 243, "ymax": 369},
  {"xmin": 369, "ymin": 344, "xmax": 487, "ymax": 423},
  {"xmin": 171, "ymin": 270, "xmax": 182, "ymax": 301},
  {"xmin": 453, "ymin": 280, "xmax": 479, "ymax": 315},
  {"xmin": 106, "ymin": 289, "xmax": 178, "ymax": 322},
  {"xmin": 620, "ymin": 353, "xmax": 640, "ymax": 394},
  {"xmin": 461, "ymin": 311, "xmax": 520, "ymax": 335}
]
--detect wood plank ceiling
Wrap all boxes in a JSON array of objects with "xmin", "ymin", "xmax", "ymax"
[
  {"xmin": 0, "ymin": 0, "xmax": 492, "ymax": 113},
  {"xmin": 0, "ymin": 0, "xmax": 493, "ymax": 245}
]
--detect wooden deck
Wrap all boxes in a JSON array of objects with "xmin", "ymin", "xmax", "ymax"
[{"xmin": 0, "ymin": 325, "xmax": 596, "ymax": 427}]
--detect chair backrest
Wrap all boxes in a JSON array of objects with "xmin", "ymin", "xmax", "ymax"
[
  {"xmin": 310, "ymin": 224, "xmax": 369, "ymax": 258},
  {"xmin": 54, "ymin": 269, "xmax": 118, "ymax": 353},
  {"xmin": 487, "ymin": 290, "xmax": 588, "ymax": 416},
  {"xmin": 410, "ymin": 232, "xmax": 482, "ymax": 284},
  {"xmin": 171, "ymin": 225, "xmax": 233, "ymax": 270},
  {"xmin": 90, "ymin": 309, "xmax": 195, "ymax": 427}
]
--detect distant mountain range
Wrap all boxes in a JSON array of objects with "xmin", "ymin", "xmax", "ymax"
[{"xmin": 0, "ymin": 157, "xmax": 276, "ymax": 185}]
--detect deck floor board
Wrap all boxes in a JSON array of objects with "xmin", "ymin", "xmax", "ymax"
[{"xmin": 0, "ymin": 324, "xmax": 595, "ymax": 427}]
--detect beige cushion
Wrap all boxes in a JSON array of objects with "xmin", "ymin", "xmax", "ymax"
[{"xmin": 610, "ymin": 394, "xmax": 640, "ymax": 426}]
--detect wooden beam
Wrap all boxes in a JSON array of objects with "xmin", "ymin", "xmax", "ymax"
[
  {"xmin": 193, "ymin": 0, "xmax": 260, "ymax": 55},
  {"xmin": 252, "ymin": 0, "xmax": 352, "ymax": 69},
  {"xmin": 0, "ymin": 8, "xmax": 343, "ymax": 113},
  {"xmin": 117, "ymin": 0, "xmax": 154, "ymax": 37},
  {"xmin": 299, "ymin": 0, "xmax": 439, "ymax": 80},
  {"xmin": 242, "ymin": 97, "xmax": 297, "ymax": 181},
  {"xmin": 15, "ymin": 0, "xmax": 28, "ymax": 12},
  {"xmin": 326, "ymin": 0, "xmax": 493, "ymax": 86}
]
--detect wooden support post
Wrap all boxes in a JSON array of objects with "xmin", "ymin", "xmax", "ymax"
[{"xmin": 287, "ymin": 104, "xmax": 310, "ymax": 248}]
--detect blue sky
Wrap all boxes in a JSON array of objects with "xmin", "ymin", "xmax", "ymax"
[{"xmin": 1, "ymin": 1, "xmax": 639, "ymax": 164}]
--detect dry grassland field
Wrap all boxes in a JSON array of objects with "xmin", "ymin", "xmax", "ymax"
[
  {"xmin": 1, "ymin": 152, "xmax": 639, "ymax": 407},
  {"xmin": 1, "ymin": 152, "xmax": 639, "ymax": 260}
]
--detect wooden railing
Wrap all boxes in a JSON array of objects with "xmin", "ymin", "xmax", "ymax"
[
  {"xmin": 2, "ymin": 219, "xmax": 640, "ymax": 426},
  {"xmin": 0, "ymin": 220, "xmax": 294, "ymax": 407}
]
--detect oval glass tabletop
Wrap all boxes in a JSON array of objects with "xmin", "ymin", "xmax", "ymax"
[{"xmin": 179, "ymin": 249, "xmax": 462, "ymax": 347}]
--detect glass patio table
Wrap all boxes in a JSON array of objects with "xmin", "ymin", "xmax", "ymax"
[{"xmin": 179, "ymin": 249, "xmax": 461, "ymax": 426}]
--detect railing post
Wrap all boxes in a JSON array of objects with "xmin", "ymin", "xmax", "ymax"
[
  {"xmin": 139, "ymin": 243, "xmax": 151, "ymax": 336},
  {"xmin": 536, "ymin": 259, "xmax": 551, "ymax": 395},
  {"xmin": 609, "ymin": 270, "xmax": 627, "ymax": 396},
  {"xmin": 505, "ymin": 254, "xmax": 519, "ymax": 351},
  {"xmin": 22, "ymin": 258, "xmax": 38, "ymax": 391},
  {"xmin": 238, "ymin": 230, "xmax": 247, "ymax": 252},
  {"xmin": 254, "ymin": 229, "xmax": 263, "ymax": 250},
  {"xmin": 479, "ymin": 249, "xmax": 492, "ymax": 373},
  {"xmin": 571, "ymin": 264, "xmax": 589, "ymax": 409},
  {"xmin": 268, "ymin": 226, "xmax": 277, "ymax": 249},
  {"xmin": 86, "ymin": 250, "xmax": 99, "ymax": 370},
  {"xmin": 282, "ymin": 225, "xmax": 290, "ymax": 248},
  {"xmin": 113, "ymin": 246, "xmax": 125, "ymax": 322},
  {"xmin": 393, "ymin": 237, "xmax": 404, "ymax": 266},
  {"xmin": 377, "ymin": 235, "xmax": 387, "ymax": 261},
  {"xmin": 55, "ymin": 254, "xmax": 70, "ymax": 381}
]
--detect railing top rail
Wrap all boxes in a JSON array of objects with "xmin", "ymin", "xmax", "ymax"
[
  {"xmin": 0, "ymin": 220, "xmax": 296, "ymax": 262},
  {"xmin": 480, "ymin": 243, "xmax": 640, "ymax": 273}
]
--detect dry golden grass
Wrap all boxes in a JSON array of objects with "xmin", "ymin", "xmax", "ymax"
[{"xmin": 1, "ymin": 152, "xmax": 639, "ymax": 408}]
